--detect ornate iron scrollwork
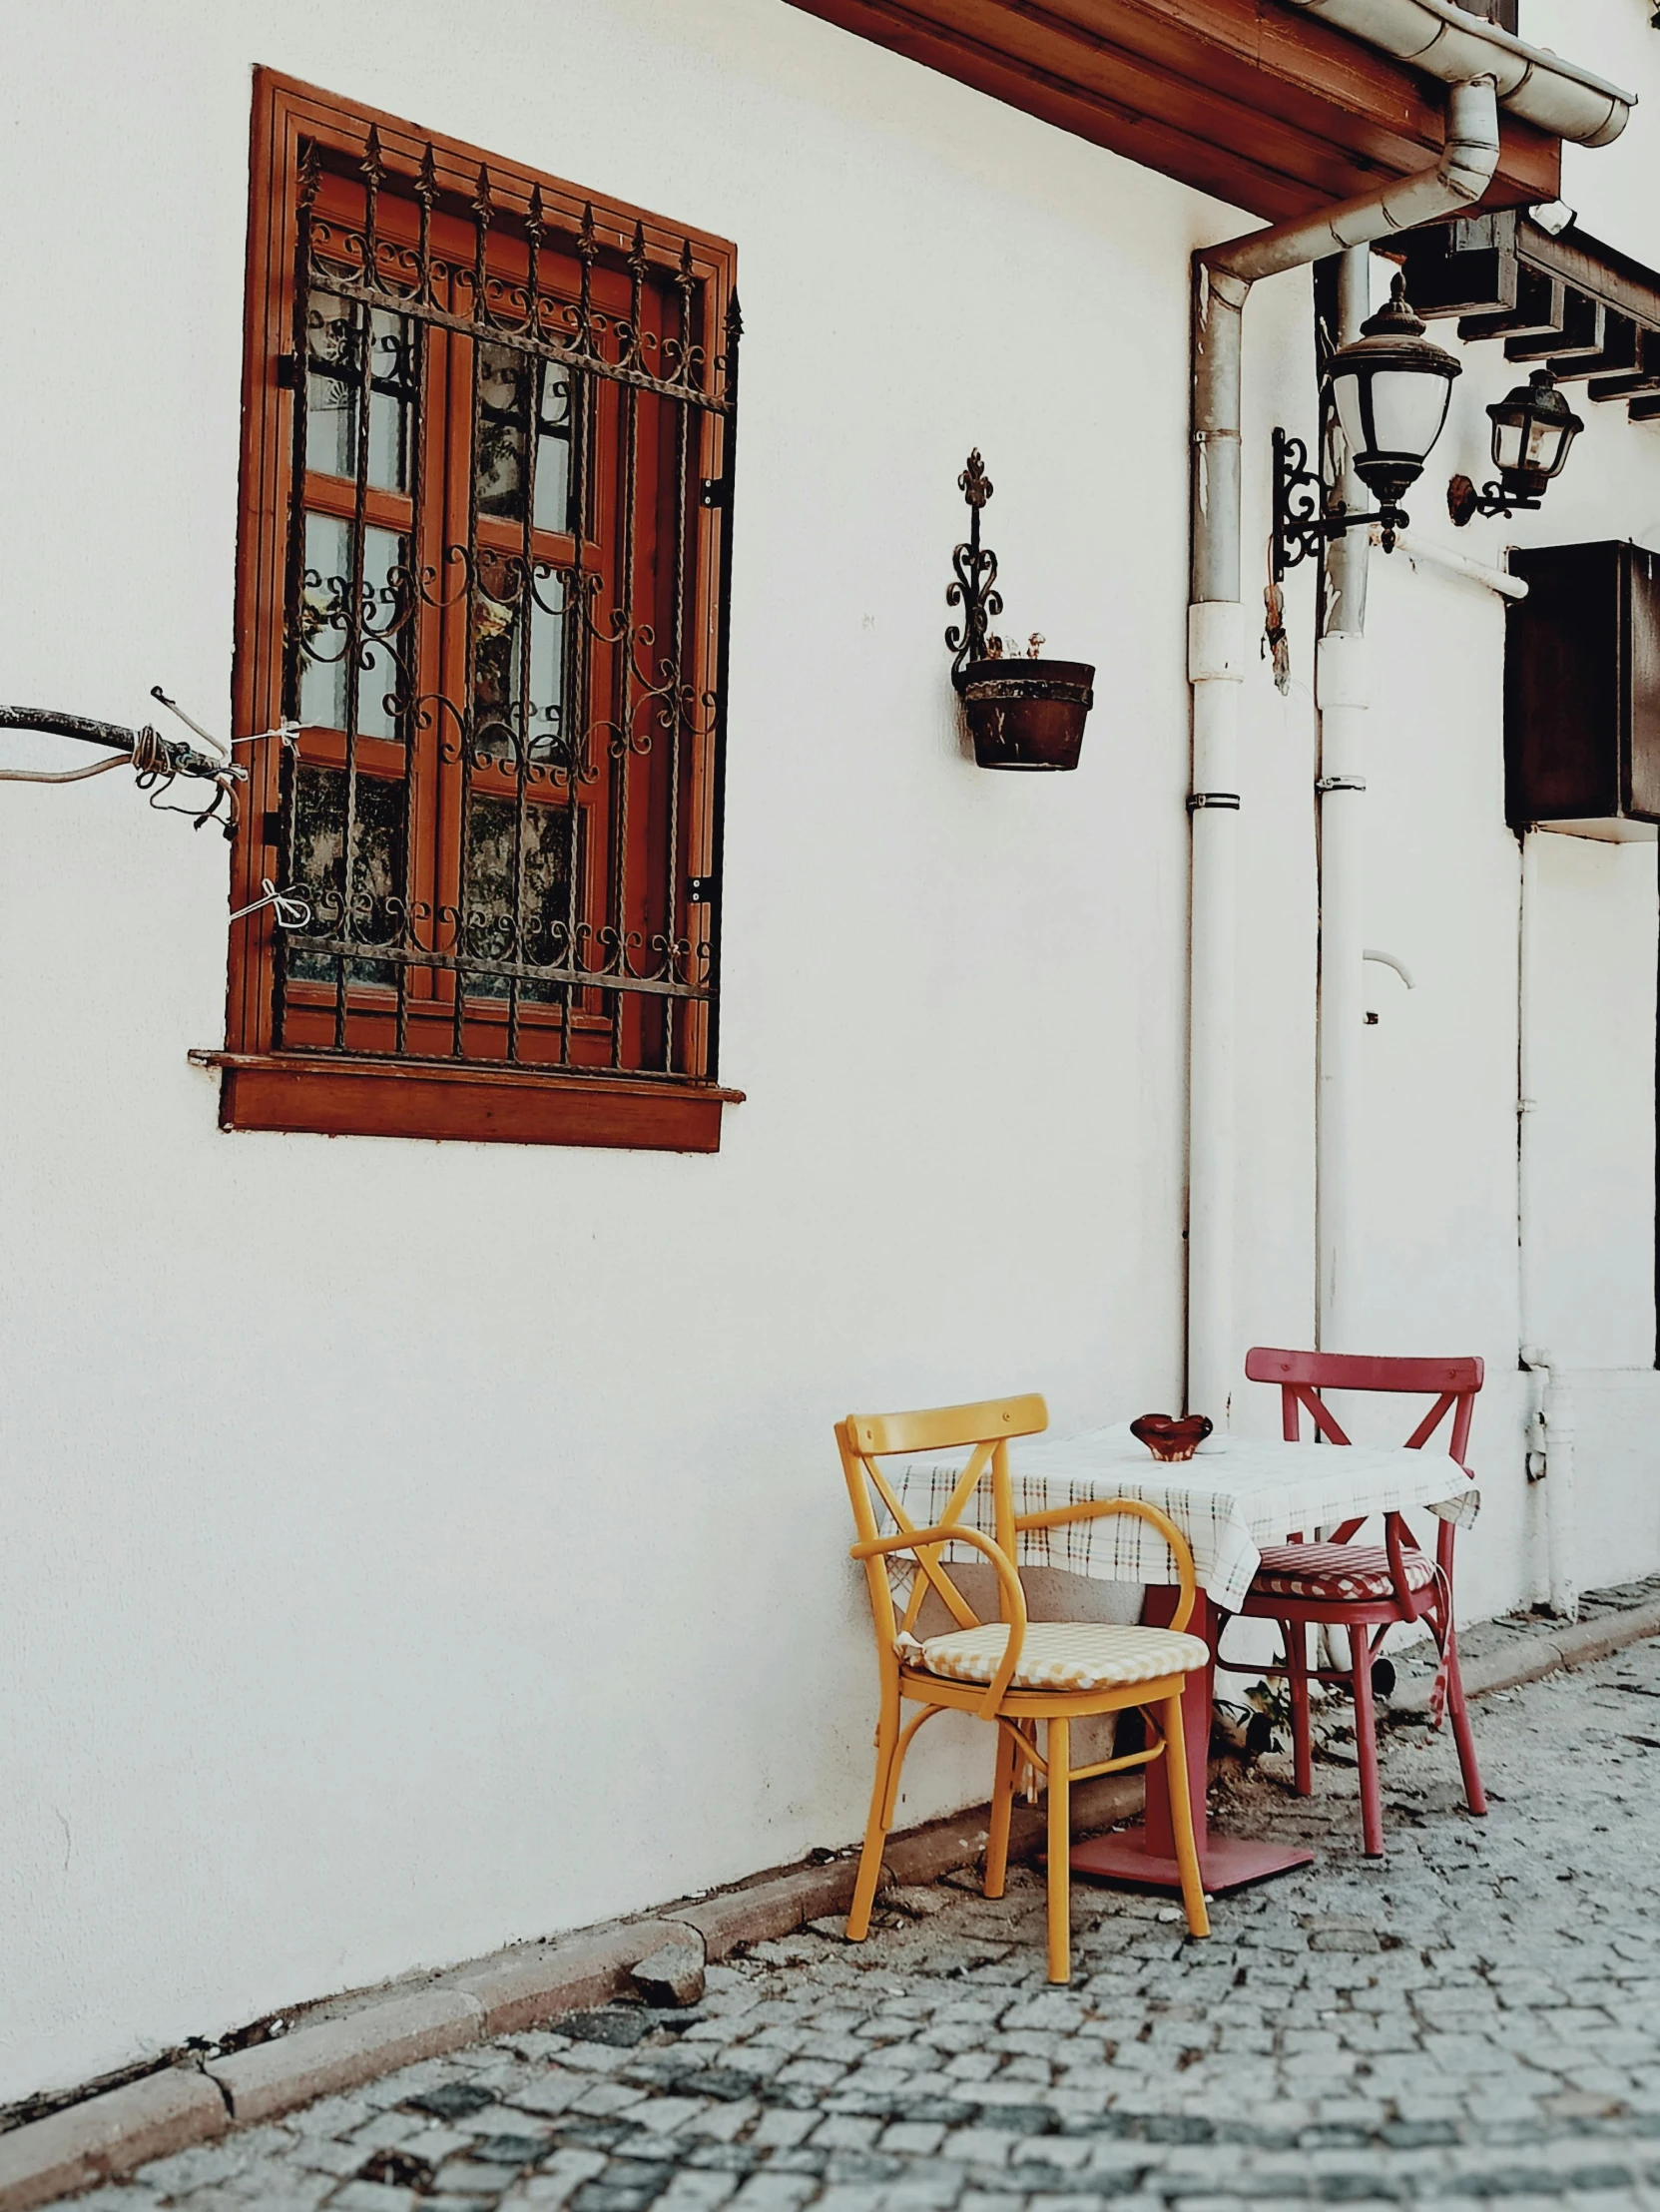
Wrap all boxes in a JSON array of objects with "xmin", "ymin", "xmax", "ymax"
[
  {"xmin": 945, "ymin": 450, "xmax": 1003, "ymax": 688},
  {"xmin": 1272, "ymin": 429, "xmax": 1333, "ymax": 582},
  {"xmin": 1272, "ymin": 425, "xmax": 1407, "ymax": 582}
]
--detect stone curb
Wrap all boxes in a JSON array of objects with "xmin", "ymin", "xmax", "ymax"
[
  {"xmin": 447, "ymin": 1920, "xmax": 697, "ymax": 2035},
  {"xmin": 0, "ymin": 2068, "xmax": 226, "ymax": 2212},
  {"xmin": 678, "ymin": 1771, "xmax": 1147, "ymax": 1955},
  {"xmin": 204, "ymin": 1988, "xmax": 485, "ymax": 2124},
  {"xmin": 1391, "ymin": 1597, "xmax": 1660, "ymax": 1716}
]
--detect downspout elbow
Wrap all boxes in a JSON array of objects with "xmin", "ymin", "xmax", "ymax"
[
  {"xmin": 1203, "ymin": 77, "xmax": 1499, "ymax": 289},
  {"xmin": 1440, "ymin": 75, "xmax": 1505, "ymax": 200}
]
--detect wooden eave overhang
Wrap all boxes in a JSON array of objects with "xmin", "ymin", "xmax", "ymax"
[
  {"xmin": 1396, "ymin": 211, "xmax": 1660, "ymax": 427},
  {"xmin": 783, "ymin": 0, "xmax": 1560, "ymax": 223}
]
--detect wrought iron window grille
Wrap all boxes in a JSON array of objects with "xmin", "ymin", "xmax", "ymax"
[{"xmin": 233, "ymin": 107, "xmax": 741, "ymax": 1102}]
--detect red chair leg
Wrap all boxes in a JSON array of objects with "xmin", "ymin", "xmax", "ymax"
[
  {"xmin": 1349, "ymin": 1621, "xmax": 1384, "ymax": 1857},
  {"xmin": 1285, "ymin": 1619, "xmax": 1313, "ymax": 1797},
  {"xmin": 1441, "ymin": 1626, "xmax": 1488, "ymax": 1818}
]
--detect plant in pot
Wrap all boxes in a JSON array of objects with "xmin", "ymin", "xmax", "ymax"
[{"xmin": 945, "ymin": 450, "xmax": 1095, "ymax": 772}]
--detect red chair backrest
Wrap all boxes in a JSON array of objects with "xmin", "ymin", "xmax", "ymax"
[{"xmin": 1244, "ymin": 1348, "xmax": 1482, "ymax": 1470}]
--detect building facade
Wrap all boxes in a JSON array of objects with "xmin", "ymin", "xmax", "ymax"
[{"xmin": 2, "ymin": 0, "xmax": 1658, "ymax": 2113}]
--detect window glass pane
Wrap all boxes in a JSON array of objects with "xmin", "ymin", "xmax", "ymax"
[
  {"xmin": 305, "ymin": 290, "xmax": 413, "ymax": 492},
  {"xmin": 475, "ymin": 343, "xmax": 573, "ymax": 530},
  {"xmin": 284, "ymin": 764, "xmax": 404, "ymax": 986},
  {"xmin": 471, "ymin": 559, "xmax": 566, "ymax": 766},
  {"xmin": 462, "ymin": 796, "xmax": 574, "ymax": 1000},
  {"xmin": 533, "ymin": 369, "xmax": 574, "ymax": 535},
  {"xmin": 298, "ymin": 515, "xmax": 406, "ymax": 743}
]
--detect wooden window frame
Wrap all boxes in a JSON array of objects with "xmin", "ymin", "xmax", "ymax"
[{"xmin": 214, "ymin": 70, "xmax": 743, "ymax": 1152}]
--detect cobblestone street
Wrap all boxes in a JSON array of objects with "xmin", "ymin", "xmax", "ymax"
[{"xmin": 74, "ymin": 1640, "xmax": 1660, "ymax": 2212}]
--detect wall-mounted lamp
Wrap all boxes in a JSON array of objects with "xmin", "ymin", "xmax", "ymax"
[
  {"xmin": 945, "ymin": 451, "xmax": 1094, "ymax": 771},
  {"xmin": 1446, "ymin": 367, "xmax": 1584, "ymax": 527},
  {"xmin": 1274, "ymin": 275, "xmax": 1462, "ymax": 575}
]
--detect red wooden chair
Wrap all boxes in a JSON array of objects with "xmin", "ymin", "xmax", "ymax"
[{"xmin": 1223, "ymin": 1348, "xmax": 1487, "ymax": 1857}]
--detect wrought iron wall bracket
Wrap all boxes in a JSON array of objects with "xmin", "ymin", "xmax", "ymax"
[
  {"xmin": 1446, "ymin": 473, "xmax": 1543, "ymax": 528},
  {"xmin": 1272, "ymin": 427, "xmax": 1405, "ymax": 580},
  {"xmin": 945, "ymin": 450, "xmax": 1002, "ymax": 687}
]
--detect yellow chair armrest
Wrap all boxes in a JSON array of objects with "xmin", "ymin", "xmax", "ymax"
[
  {"xmin": 1012, "ymin": 1496, "xmax": 1200, "ymax": 1633},
  {"xmin": 850, "ymin": 1523, "xmax": 1029, "ymax": 1716}
]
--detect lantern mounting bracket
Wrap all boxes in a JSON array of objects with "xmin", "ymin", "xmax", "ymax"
[
  {"xmin": 1446, "ymin": 473, "xmax": 1543, "ymax": 528},
  {"xmin": 1272, "ymin": 427, "xmax": 1405, "ymax": 584},
  {"xmin": 1446, "ymin": 367, "xmax": 1583, "ymax": 529}
]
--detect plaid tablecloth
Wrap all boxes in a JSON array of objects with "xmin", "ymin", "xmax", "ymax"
[{"xmin": 884, "ymin": 1424, "xmax": 1480, "ymax": 1613}]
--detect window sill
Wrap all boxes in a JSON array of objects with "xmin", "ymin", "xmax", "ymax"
[{"xmin": 192, "ymin": 1052, "xmax": 744, "ymax": 1152}]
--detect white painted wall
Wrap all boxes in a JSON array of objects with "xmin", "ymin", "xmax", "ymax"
[
  {"xmin": 2, "ymin": 0, "xmax": 1659, "ymax": 2112},
  {"xmin": 0, "ymin": 0, "xmax": 1261, "ymax": 2106},
  {"xmin": 1525, "ymin": 833, "xmax": 1657, "ymax": 1372},
  {"xmin": 1560, "ymin": 1369, "xmax": 1660, "ymax": 1590}
]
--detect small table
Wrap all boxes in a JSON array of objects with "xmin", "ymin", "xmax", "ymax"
[{"xmin": 888, "ymin": 1425, "xmax": 1479, "ymax": 1895}]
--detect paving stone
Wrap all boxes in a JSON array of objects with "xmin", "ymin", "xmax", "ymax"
[{"xmin": 634, "ymin": 1944, "xmax": 710, "ymax": 2012}]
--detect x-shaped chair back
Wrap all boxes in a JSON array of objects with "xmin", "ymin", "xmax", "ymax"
[
  {"xmin": 838, "ymin": 1393, "xmax": 1048, "ymax": 1721},
  {"xmin": 1248, "ymin": 1347, "xmax": 1480, "ymax": 1476}
]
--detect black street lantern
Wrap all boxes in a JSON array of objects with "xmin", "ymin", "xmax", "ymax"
[
  {"xmin": 1448, "ymin": 366, "xmax": 1585, "ymax": 527},
  {"xmin": 1272, "ymin": 273, "xmax": 1463, "ymax": 579},
  {"xmin": 1326, "ymin": 273, "xmax": 1462, "ymax": 546}
]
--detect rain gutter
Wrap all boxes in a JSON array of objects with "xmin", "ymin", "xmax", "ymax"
[{"xmin": 1282, "ymin": 0, "xmax": 1633, "ymax": 148}]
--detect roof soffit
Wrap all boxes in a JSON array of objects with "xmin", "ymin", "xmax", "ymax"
[{"xmin": 783, "ymin": 0, "xmax": 1562, "ymax": 221}]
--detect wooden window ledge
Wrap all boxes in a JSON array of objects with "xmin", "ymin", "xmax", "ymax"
[{"xmin": 191, "ymin": 1051, "xmax": 744, "ymax": 1152}]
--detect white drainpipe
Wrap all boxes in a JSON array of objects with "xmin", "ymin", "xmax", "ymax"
[
  {"xmin": 1389, "ymin": 531, "xmax": 1529, "ymax": 600},
  {"xmin": 1186, "ymin": 78, "xmax": 1501, "ymax": 1419},
  {"xmin": 1316, "ymin": 246, "xmax": 1375, "ymax": 1357},
  {"xmin": 1518, "ymin": 830, "xmax": 1579, "ymax": 1620}
]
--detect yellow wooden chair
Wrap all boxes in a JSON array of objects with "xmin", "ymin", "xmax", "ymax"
[{"xmin": 836, "ymin": 1393, "xmax": 1211, "ymax": 1982}]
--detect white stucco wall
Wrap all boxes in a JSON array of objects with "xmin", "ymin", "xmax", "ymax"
[
  {"xmin": 0, "ymin": 0, "xmax": 1282, "ymax": 2106},
  {"xmin": 3, "ymin": 0, "xmax": 1660, "ymax": 2112}
]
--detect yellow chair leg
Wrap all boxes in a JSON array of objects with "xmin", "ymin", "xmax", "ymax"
[
  {"xmin": 1045, "ymin": 1715, "xmax": 1071, "ymax": 1983},
  {"xmin": 847, "ymin": 1705, "xmax": 902, "ymax": 1942},
  {"xmin": 985, "ymin": 1723, "xmax": 1020, "ymax": 1901},
  {"xmin": 1162, "ymin": 1694, "xmax": 1211, "ymax": 1939}
]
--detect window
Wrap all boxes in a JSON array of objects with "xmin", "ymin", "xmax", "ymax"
[{"xmin": 220, "ymin": 74, "xmax": 741, "ymax": 1150}]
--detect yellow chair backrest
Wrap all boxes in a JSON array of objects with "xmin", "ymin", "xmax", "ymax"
[{"xmin": 836, "ymin": 1394, "xmax": 1048, "ymax": 1676}]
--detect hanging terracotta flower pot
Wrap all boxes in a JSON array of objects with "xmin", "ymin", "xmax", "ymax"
[{"xmin": 957, "ymin": 653, "xmax": 1095, "ymax": 773}]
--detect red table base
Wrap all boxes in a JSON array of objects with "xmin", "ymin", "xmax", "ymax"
[
  {"xmin": 1069, "ymin": 1828, "xmax": 1314, "ymax": 1894},
  {"xmin": 1069, "ymin": 1585, "xmax": 1315, "ymax": 1897}
]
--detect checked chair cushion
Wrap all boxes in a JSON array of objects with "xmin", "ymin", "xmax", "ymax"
[
  {"xmin": 901, "ymin": 1620, "xmax": 1210, "ymax": 1693},
  {"xmin": 1251, "ymin": 1541, "xmax": 1435, "ymax": 1604}
]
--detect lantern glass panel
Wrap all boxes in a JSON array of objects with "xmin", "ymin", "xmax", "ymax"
[
  {"xmin": 1491, "ymin": 410, "xmax": 1528, "ymax": 474},
  {"xmin": 1332, "ymin": 370, "xmax": 1367, "ymax": 462},
  {"xmin": 1366, "ymin": 368, "xmax": 1454, "ymax": 460},
  {"xmin": 1529, "ymin": 415, "xmax": 1571, "ymax": 474}
]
